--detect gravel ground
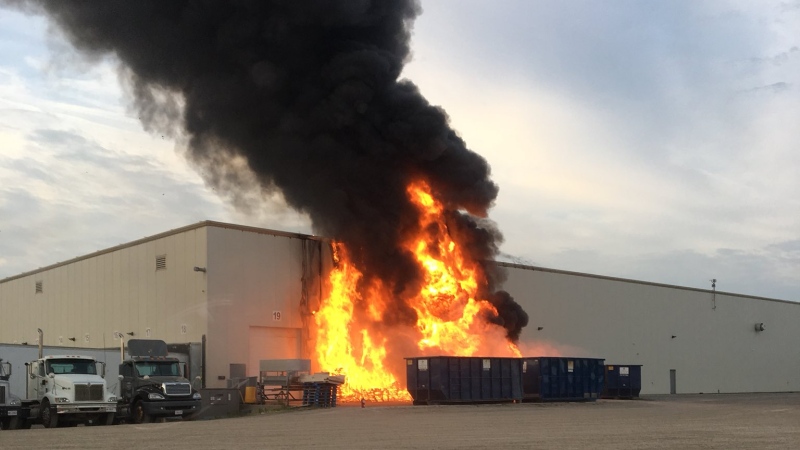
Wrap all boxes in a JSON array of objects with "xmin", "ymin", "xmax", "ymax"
[{"xmin": 1, "ymin": 393, "xmax": 799, "ymax": 449}]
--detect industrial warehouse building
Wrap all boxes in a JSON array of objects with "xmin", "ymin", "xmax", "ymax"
[{"xmin": 1, "ymin": 220, "xmax": 799, "ymax": 397}]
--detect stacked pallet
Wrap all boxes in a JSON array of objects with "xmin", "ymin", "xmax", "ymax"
[{"xmin": 301, "ymin": 382, "xmax": 338, "ymax": 407}]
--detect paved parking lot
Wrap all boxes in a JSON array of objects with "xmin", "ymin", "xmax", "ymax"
[{"xmin": 1, "ymin": 393, "xmax": 799, "ymax": 449}]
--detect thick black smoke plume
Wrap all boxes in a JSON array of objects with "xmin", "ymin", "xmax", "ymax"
[{"xmin": 8, "ymin": 0, "xmax": 528, "ymax": 341}]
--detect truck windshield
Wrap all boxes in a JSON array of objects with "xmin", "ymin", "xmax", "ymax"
[
  {"xmin": 45, "ymin": 359, "xmax": 97, "ymax": 375},
  {"xmin": 134, "ymin": 361, "xmax": 181, "ymax": 377}
]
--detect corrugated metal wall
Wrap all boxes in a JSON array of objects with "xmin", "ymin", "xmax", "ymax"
[
  {"xmin": 203, "ymin": 225, "xmax": 326, "ymax": 387},
  {"xmin": 502, "ymin": 265, "xmax": 800, "ymax": 395},
  {"xmin": 0, "ymin": 226, "xmax": 209, "ymax": 347}
]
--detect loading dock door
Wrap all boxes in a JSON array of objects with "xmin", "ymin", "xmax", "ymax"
[{"xmin": 248, "ymin": 326, "xmax": 302, "ymax": 377}]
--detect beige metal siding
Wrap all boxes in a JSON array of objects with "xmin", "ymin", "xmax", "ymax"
[
  {"xmin": 204, "ymin": 226, "xmax": 320, "ymax": 387},
  {"xmin": 502, "ymin": 266, "xmax": 800, "ymax": 395},
  {"xmin": 0, "ymin": 227, "xmax": 209, "ymax": 347}
]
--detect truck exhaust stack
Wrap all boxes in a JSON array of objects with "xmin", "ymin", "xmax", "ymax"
[{"xmin": 37, "ymin": 328, "xmax": 43, "ymax": 359}]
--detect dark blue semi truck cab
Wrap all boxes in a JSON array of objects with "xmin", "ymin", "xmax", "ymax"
[{"xmin": 117, "ymin": 339, "xmax": 201, "ymax": 423}]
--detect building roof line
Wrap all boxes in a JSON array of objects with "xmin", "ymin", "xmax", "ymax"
[
  {"xmin": 0, "ymin": 220, "xmax": 324, "ymax": 284},
  {"xmin": 495, "ymin": 261, "xmax": 796, "ymax": 306},
  {"xmin": 1, "ymin": 221, "xmax": 793, "ymax": 306}
]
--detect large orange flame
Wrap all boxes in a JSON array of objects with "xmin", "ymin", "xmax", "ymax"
[{"xmin": 313, "ymin": 179, "xmax": 520, "ymax": 401}]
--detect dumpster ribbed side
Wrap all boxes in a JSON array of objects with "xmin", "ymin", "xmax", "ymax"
[
  {"xmin": 602, "ymin": 364, "xmax": 642, "ymax": 399},
  {"xmin": 405, "ymin": 356, "xmax": 522, "ymax": 404},
  {"xmin": 521, "ymin": 357, "xmax": 605, "ymax": 402}
]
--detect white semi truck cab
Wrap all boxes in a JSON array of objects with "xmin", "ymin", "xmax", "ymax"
[
  {"xmin": 19, "ymin": 329, "xmax": 117, "ymax": 428},
  {"xmin": 23, "ymin": 354, "xmax": 118, "ymax": 427}
]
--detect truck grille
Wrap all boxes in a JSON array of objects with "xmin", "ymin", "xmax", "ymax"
[
  {"xmin": 75, "ymin": 383, "xmax": 104, "ymax": 401},
  {"xmin": 163, "ymin": 382, "xmax": 191, "ymax": 396},
  {"xmin": 0, "ymin": 385, "xmax": 5, "ymax": 404}
]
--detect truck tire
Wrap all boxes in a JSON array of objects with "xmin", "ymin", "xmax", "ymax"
[
  {"xmin": 132, "ymin": 400, "xmax": 152, "ymax": 424},
  {"xmin": 40, "ymin": 399, "xmax": 58, "ymax": 428},
  {"xmin": 0, "ymin": 418, "xmax": 10, "ymax": 430}
]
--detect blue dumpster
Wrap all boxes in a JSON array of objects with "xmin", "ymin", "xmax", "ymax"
[
  {"xmin": 602, "ymin": 364, "xmax": 642, "ymax": 399},
  {"xmin": 521, "ymin": 357, "xmax": 605, "ymax": 402},
  {"xmin": 406, "ymin": 356, "xmax": 523, "ymax": 405}
]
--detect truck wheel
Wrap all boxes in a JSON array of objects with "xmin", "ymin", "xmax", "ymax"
[
  {"xmin": 132, "ymin": 400, "xmax": 151, "ymax": 424},
  {"xmin": 40, "ymin": 399, "xmax": 59, "ymax": 428},
  {"xmin": 0, "ymin": 418, "xmax": 9, "ymax": 430}
]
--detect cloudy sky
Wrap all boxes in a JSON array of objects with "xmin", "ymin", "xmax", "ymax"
[{"xmin": 1, "ymin": 1, "xmax": 798, "ymax": 301}]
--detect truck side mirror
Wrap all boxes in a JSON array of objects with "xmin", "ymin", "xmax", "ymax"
[{"xmin": 99, "ymin": 362, "xmax": 106, "ymax": 378}]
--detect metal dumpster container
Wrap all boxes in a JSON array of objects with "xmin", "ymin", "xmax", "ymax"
[
  {"xmin": 406, "ymin": 356, "xmax": 522, "ymax": 405},
  {"xmin": 602, "ymin": 364, "xmax": 642, "ymax": 399},
  {"xmin": 521, "ymin": 357, "xmax": 605, "ymax": 402}
]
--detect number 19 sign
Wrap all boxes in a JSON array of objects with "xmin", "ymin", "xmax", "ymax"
[{"xmin": 272, "ymin": 311, "xmax": 282, "ymax": 321}]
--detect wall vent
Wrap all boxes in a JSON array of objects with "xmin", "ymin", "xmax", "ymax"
[
  {"xmin": 35, "ymin": 280, "xmax": 43, "ymax": 294},
  {"xmin": 156, "ymin": 254, "xmax": 167, "ymax": 271}
]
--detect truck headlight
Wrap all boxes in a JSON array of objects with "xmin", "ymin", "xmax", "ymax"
[
  {"xmin": 9, "ymin": 398, "xmax": 21, "ymax": 406},
  {"xmin": 148, "ymin": 393, "xmax": 165, "ymax": 400},
  {"xmin": 192, "ymin": 392, "xmax": 201, "ymax": 400},
  {"xmin": 107, "ymin": 396, "xmax": 117, "ymax": 403},
  {"xmin": 54, "ymin": 397, "xmax": 70, "ymax": 403}
]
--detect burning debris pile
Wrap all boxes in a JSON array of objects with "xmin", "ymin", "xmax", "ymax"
[{"xmin": 11, "ymin": 0, "xmax": 529, "ymax": 400}]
